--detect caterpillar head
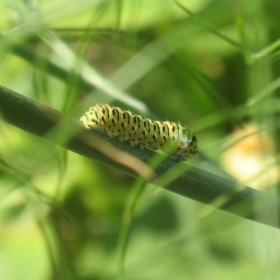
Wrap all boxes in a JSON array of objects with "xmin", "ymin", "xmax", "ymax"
[{"xmin": 171, "ymin": 135, "xmax": 198, "ymax": 161}]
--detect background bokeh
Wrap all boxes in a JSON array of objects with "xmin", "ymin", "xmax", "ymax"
[{"xmin": 0, "ymin": 0, "xmax": 280, "ymax": 279}]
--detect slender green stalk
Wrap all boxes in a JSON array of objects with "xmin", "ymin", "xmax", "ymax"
[
  {"xmin": 1, "ymin": 84, "xmax": 280, "ymax": 230},
  {"xmin": 117, "ymin": 179, "xmax": 146, "ymax": 275},
  {"xmin": 171, "ymin": 0, "xmax": 241, "ymax": 49}
]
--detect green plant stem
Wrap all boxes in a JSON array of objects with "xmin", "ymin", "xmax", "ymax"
[
  {"xmin": 1, "ymin": 85, "xmax": 280, "ymax": 229},
  {"xmin": 117, "ymin": 179, "xmax": 146, "ymax": 275}
]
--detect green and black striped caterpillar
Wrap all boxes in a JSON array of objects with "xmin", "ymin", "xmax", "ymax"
[{"xmin": 80, "ymin": 104, "xmax": 198, "ymax": 161}]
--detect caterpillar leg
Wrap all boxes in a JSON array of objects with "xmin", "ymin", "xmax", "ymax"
[{"xmin": 129, "ymin": 139, "xmax": 139, "ymax": 147}]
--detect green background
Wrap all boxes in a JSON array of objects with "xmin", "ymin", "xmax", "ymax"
[{"xmin": 0, "ymin": 0, "xmax": 280, "ymax": 279}]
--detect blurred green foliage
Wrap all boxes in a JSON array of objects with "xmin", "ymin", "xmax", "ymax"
[{"xmin": 1, "ymin": 0, "xmax": 280, "ymax": 279}]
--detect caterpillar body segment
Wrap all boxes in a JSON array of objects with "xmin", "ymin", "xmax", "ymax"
[{"xmin": 80, "ymin": 104, "xmax": 198, "ymax": 161}]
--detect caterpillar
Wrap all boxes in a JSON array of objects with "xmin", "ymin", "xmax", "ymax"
[{"xmin": 80, "ymin": 104, "xmax": 198, "ymax": 161}]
